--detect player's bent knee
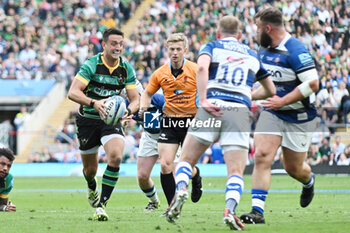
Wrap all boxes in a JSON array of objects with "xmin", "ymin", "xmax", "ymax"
[
  {"xmin": 254, "ymin": 152, "xmax": 267, "ymax": 163},
  {"xmin": 254, "ymin": 149, "xmax": 269, "ymax": 158},
  {"xmin": 255, "ymin": 149, "xmax": 274, "ymax": 160},
  {"xmin": 108, "ymin": 155, "xmax": 122, "ymax": 165},
  {"xmin": 160, "ymin": 162, "xmax": 173, "ymax": 174},
  {"xmin": 84, "ymin": 167, "xmax": 98, "ymax": 177},
  {"xmin": 284, "ymin": 166, "xmax": 299, "ymax": 178},
  {"xmin": 254, "ymin": 151, "xmax": 275, "ymax": 168},
  {"xmin": 160, "ymin": 157, "xmax": 173, "ymax": 167},
  {"xmin": 137, "ymin": 172, "xmax": 150, "ymax": 181}
]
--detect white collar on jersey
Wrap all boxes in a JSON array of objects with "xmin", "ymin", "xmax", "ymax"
[
  {"xmin": 221, "ymin": 37, "xmax": 238, "ymax": 41},
  {"xmin": 274, "ymin": 33, "xmax": 292, "ymax": 50}
]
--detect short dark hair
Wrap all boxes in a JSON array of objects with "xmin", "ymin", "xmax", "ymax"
[
  {"xmin": 0, "ymin": 148, "xmax": 15, "ymax": 162},
  {"xmin": 103, "ymin": 28, "xmax": 124, "ymax": 43},
  {"xmin": 254, "ymin": 7, "xmax": 283, "ymax": 27}
]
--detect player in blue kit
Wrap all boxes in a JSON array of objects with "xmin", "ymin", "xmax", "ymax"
[
  {"xmin": 165, "ymin": 15, "xmax": 275, "ymax": 230},
  {"xmin": 122, "ymin": 81, "xmax": 179, "ymax": 212},
  {"xmin": 240, "ymin": 7, "xmax": 319, "ymax": 224},
  {"xmin": 135, "ymin": 93, "xmax": 165, "ymax": 212}
]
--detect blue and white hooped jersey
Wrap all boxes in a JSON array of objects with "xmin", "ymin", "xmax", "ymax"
[
  {"xmin": 198, "ymin": 37, "xmax": 269, "ymax": 108},
  {"xmin": 259, "ymin": 33, "xmax": 317, "ymax": 123}
]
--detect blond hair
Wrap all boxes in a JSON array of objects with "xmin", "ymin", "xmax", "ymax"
[
  {"xmin": 166, "ymin": 33, "xmax": 188, "ymax": 48},
  {"xmin": 219, "ymin": 15, "xmax": 240, "ymax": 36}
]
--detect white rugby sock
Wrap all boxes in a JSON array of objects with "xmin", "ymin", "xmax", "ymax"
[
  {"xmin": 251, "ymin": 189, "xmax": 268, "ymax": 214},
  {"xmin": 175, "ymin": 161, "xmax": 192, "ymax": 191},
  {"xmin": 142, "ymin": 185, "xmax": 159, "ymax": 203},
  {"xmin": 225, "ymin": 175, "xmax": 244, "ymax": 214},
  {"xmin": 302, "ymin": 175, "xmax": 314, "ymax": 188}
]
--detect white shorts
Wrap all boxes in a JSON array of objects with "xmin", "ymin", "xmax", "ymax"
[
  {"xmin": 188, "ymin": 99, "xmax": 250, "ymax": 153},
  {"xmin": 254, "ymin": 111, "xmax": 317, "ymax": 152},
  {"xmin": 137, "ymin": 131, "xmax": 181, "ymax": 162}
]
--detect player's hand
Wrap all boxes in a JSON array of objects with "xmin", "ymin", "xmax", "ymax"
[
  {"xmin": 95, "ymin": 99, "xmax": 108, "ymax": 120},
  {"xmin": 138, "ymin": 107, "xmax": 147, "ymax": 119},
  {"xmin": 200, "ymin": 99, "xmax": 223, "ymax": 117},
  {"xmin": 6, "ymin": 201, "xmax": 16, "ymax": 212},
  {"xmin": 262, "ymin": 95, "xmax": 285, "ymax": 110},
  {"xmin": 120, "ymin": 117, "xmax": 131, "ymax": 128},
  {"xmin": 121, "ymin": 113, "xmax": 133, "ymax": 122}
]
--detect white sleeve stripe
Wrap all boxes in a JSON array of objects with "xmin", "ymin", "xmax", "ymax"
[{"xmin": 297, "ymin": 68, "xmax": 318, "ymax": 82}]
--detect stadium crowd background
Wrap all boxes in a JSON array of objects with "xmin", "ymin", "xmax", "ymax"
[{"xmin": 0, "ymin": 0, "xmax": 349, "ymax": 166}]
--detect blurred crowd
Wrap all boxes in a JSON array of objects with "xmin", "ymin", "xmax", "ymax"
[
  {"xmin": 0, "ymin": 0, "xmax": 140, "ymax": 87},
  {"xmin": 28, "ymin": 111, "xmax": 143, "ymax": 163},
  {"xmin": 1, "ymin": 0, "xmax": 350, "ymax": 165}
]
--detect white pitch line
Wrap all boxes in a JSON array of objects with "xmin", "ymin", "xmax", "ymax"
[{"xmin": 13, "ymin": 189, "xmax": 350, "ymax": 193}]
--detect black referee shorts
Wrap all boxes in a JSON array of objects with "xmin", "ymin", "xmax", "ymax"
[{"xmin": 158, "ymin": 116, "xmax": 193, "ymax": 145}]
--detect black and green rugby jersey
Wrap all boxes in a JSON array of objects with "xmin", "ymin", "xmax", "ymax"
[
  {"xmin": 75, "ymin": 52, "xmax": 137, "ymax": 119},
  {"xmin": 0, "ymin": 173, "xmax": 13, "ymax": 199}
]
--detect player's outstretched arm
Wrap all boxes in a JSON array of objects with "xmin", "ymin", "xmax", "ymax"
[
  {"xmin": 0, "ymin": 198, "xmax": 16, "ymax": 212},
  {"xmin": 138, "ymin": 90, "xmax": 154, "ymax": 119}
]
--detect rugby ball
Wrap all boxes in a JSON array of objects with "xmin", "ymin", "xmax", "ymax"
[{"xmin": 104, "ymin": 96, "xmax": 126, "ymax": 125}]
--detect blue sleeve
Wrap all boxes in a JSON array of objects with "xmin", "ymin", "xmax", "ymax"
[
  {"xmin": 198, "ymin": 42, "xmax": 214, "ymax": 58},
  {"xmin": 132, "ymin": 113, "xmax": 142, "ymax": 122},
  {"xmin": 249, "ymin": 49, "xmax": 269, "ymax": 81},
  {"xmin": 287, "ymin": 40, "xmax": 315, "ymax": 73},
  {"xmin": 124, "ymin": 98, "xmax": 141, "ymax": 122},
  {"xmin": 125, "ymin": 99, "xmax": 130, "ymax": 107},
  {"xmin": 256, "ymin": 60, "xmax": 270, "ymax": 81},
  {"xmin": 151, "ymin": 93, "xmax": 165, "ymax": 110},
  {"xmin": 131, "ymin": 94, "xmax": 165, "ymax": 123}
]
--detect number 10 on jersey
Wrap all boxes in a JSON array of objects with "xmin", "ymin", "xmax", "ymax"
[{"xmin": 218, "ymin": 65, "xmax": 247, "ymax": 86}]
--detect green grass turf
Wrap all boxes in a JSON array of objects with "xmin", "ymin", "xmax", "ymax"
[{"xmin": 2, "ymin": 175, "xmax": 350, "ymax": 233}]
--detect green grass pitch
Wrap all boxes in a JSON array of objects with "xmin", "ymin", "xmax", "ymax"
[{"xmin": 2, "ymin": 175, "xmax": 350, "ymax": 233}]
